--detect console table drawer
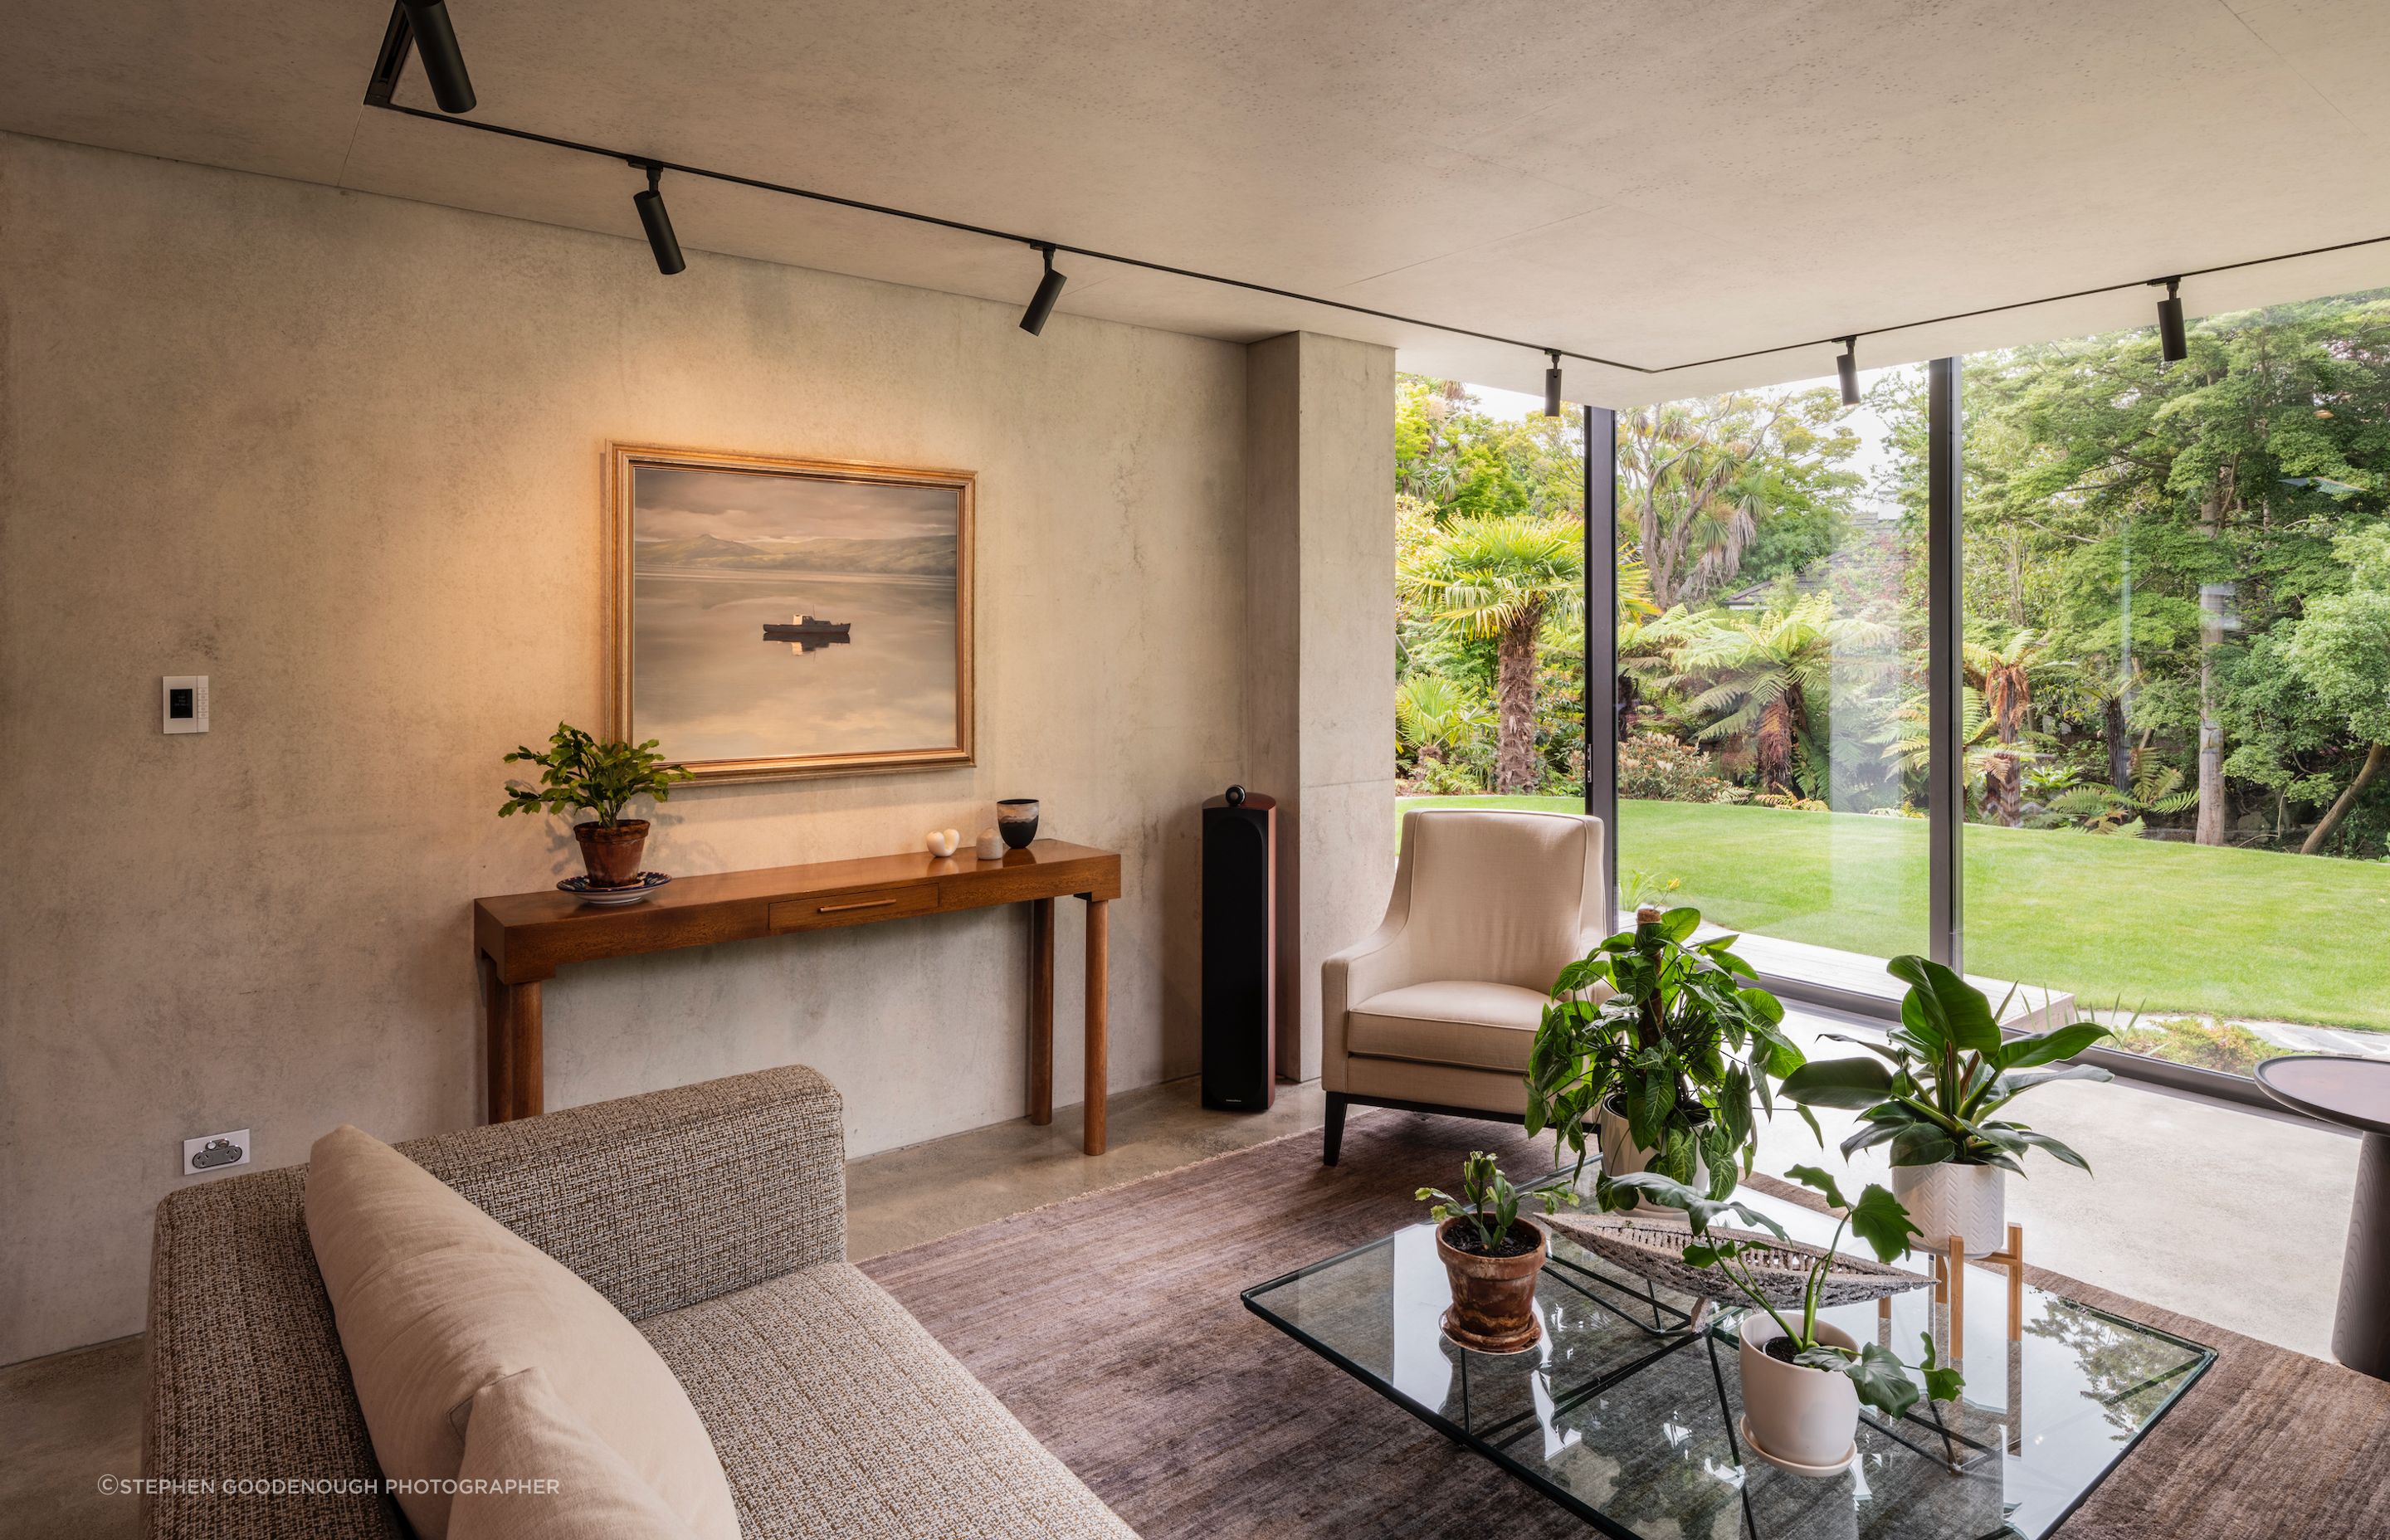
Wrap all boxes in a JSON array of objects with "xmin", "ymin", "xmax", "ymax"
[{"xmin": 769, "ymin": 885, "xmax": 939, "ymax": 932}]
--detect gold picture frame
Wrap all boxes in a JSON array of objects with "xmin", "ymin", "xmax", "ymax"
[{"xmin": 606, "ymin": 442, "xmax": 975, "ymax": 783}]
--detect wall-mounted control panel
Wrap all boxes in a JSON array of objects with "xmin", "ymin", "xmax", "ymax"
[{"xmin": 163, "ymin": 675, "xmax": 209, "ymax": 733}]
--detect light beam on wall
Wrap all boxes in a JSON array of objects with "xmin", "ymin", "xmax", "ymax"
[{"xmin": 399, "ymin": 0, "xmax": 476, "ymax": 115}]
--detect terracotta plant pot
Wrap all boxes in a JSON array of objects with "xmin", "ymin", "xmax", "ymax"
[
  {"xmin": 1434, "ymin": 1215, "xmax": 1549, "ymax": 1353},
  {"xmin": 1739, "ymin": 1314, "xmax": 1861, "ymax": 1474},
  {"xmin": 574, "ymin": 819, "xmax": 650, "ymax": 888},
  {"xmin": 1595, "ymin": 1094, "xmax": 1710, "ymax": 1212},
  {"xmin": 1893, "ymin": 1162, "xmax": 2007, "ymax": 1257}
]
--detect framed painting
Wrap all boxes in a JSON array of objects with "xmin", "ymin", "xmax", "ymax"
[{"xmin": 606, "ymin": 443, "xmax": 974, "ymax": 782}]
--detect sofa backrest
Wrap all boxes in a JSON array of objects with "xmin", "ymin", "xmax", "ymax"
[{"xmin": 144, "ymin": 1064, "xmax": 846, "ymax": 1540}]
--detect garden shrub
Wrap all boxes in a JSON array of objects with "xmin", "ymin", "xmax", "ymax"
[
  {"xmin": 1617, "ymin": 733, "xmax": 1729, "ymax": 802},
  {"xmin": 2114, "ymin": 1016, "xmax": 2277, "ymax": 1076}
]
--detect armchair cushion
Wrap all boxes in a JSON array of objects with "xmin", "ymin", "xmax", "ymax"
[{"xmin": 1347, "ymin": 982, "xmax": 1549, "ymax": 1075}]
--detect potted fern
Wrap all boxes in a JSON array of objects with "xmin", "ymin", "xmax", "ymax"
[
  {"xmin": 1780, "ymin": 956, "xmax": 2114, "ymax": 1255},
  {"xmin": 500, "ymin": 724, "xmax": 693, "ymax": 887},
  {"xmin": 1417, "ymin": 1151, "xmax": 1572, "ymax": 1353},
  {"xmin": 1608, "ymin": 1166, "xmax": 1962, "ymax": 1475},
  {"xmin": 1526, "ymin": 905, "xmax": 1810, "ymax": 1211}
]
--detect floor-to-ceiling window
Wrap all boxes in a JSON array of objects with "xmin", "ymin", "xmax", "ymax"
[
  {"xmin": 1391, "ymin": 375, "xmax": 1589, "ymax": 835},
  {"xmin": 1607, "ymin": 369, "xmax": 1930, "ymax": 972},
  {"xmin": 1953, "ymin": 288, "xmax": 2390, "ymax": 1076},
  {"xmin": 1391, "ymin": 295, "xmax": 2389, "ymax": 1088}
]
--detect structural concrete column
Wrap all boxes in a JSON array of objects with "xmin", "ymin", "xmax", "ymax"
[{"xmin": 1243, "ymin": 332, "xmax": 1397, "ymax": 1082}]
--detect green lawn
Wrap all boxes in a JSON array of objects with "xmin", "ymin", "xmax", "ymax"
[{"xmin": 1398, "ymin": 795, "xmax": 2390, "ymax": 1030}]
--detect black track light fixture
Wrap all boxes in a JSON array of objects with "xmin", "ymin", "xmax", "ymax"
[
  {"xmin": 1019, "ymin": 244, "xmax": 1067, "ymax": 336},
  {"xmin": 1544, "ymin": 350, "xmax": 1563, "ymax": 417},
  {"xmin": 1835, "ymin": 336, "xmax": 1860, "ymax": 407},
  {"xmin": 398, "ymin": 0, "xmax": 476, "ymax": 115},
  {"xmin": 632, "ymin": 163, "xmax": 685, "ymax": 275},
  {"xmin": 2155, "ymin": 276, "xmax": 2188, "ymax": 367}
]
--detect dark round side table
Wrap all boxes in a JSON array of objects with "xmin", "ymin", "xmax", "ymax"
[{"xmin": 2256, "ymin": 1055, "xmax": 2390, "ymax": 1381}]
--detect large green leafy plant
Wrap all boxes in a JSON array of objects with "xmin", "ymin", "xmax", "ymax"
[
  {"xmin": 1608, "ymin": 1167, "xmax": 1963, "ymax": 1421},
  {"xmin": 1780, "ymin": 957, "xmax": 2114, "ymax": 1172},
  {"xmin": 1526, "ymin": 906, "xmax": 1809, "ymax": 1205},
  {"xmin": 500, "ymin": 724, "xmax": 693, "ymax": 827}
]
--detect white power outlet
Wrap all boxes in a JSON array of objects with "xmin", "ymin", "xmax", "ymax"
[{"xmin": 183, "ymin": 1128, "xmax": 251, "ymax": 1176}]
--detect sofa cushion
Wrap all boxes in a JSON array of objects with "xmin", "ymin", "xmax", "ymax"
[
  {"xmin": 448, "ymin": 1367, "xmax": 700, "ymax": 1540},
  {"xmin": 304, "ymin": 1125, "xmax": 739, "ymax": 1540},
  {"xmin": 1347, "ymin": 980, "xmax": 1550, "ymax": 1073},
  {"xmin": 641, "ymin": 1261, "xmax": 1138, "ymax": 1540}
]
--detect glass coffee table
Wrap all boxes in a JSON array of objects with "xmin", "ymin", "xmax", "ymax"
[{"xmin": 1243, "ymin": 1181, "xmax": 2212, "ymax": 1539}]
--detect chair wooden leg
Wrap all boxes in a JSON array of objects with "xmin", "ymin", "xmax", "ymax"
[{"xmin": 1322, "ymin": 1092, "xmax": 1349, "ymax": 1167}]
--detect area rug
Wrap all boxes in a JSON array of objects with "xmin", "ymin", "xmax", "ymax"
[{"xmin": 860, "ymin": 1110, "xmax": 2390, "ymax": 1538}]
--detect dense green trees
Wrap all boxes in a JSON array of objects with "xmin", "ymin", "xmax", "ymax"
[
  {"xmin": 1617, "ymin": 391, "xmax": 1859, "ymax": 609},
  {"xmin": 1392, "ymin": 287, "xmax": 2390, "ymax": 860},
  {"xmin": 1394, "ymin": 383, "xmax": 1594, "ymax": 794},
  {"xmin": 1949, "ymin": 290, "xmax": 2390, "ymax": 853},
  {"xmin": 1397, "ymin": 514, "xmax": 1583, "ymax": 792}
]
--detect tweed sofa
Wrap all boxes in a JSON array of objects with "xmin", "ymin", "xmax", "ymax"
[{"xmin": 144, "ymin": 1065, "xmax": 1135, "ymax": 1539}]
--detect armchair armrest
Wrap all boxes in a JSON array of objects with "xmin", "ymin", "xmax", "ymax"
[{"xmin": 1323, "ymin": 909, "xmax": 1421, "ymax": 1089}]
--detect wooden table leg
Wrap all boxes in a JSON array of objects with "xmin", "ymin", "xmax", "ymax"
[
  {"xmin": 1029, "ymin": 898, "xmax": 1055, "ymax": 1126},
  {"xmin": 510, "ymin": 982, "xmax": 543, "ymax": 1119},
  {"xmin": 482, "ymin": 965, "xmax": 545, "ymax": 1123},
  {"xmin": 482, "ymin": 958, "xmax": 513, "ymax": 1122},
  {"xmin": 1083, "ymin": 897, "xmax": 1109, "ymax": 1156}
]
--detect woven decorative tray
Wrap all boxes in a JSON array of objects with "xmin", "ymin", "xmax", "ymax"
[{"xmin": 1548, "ymin": 1211, "xmax": 1933, "ymax": 1308}]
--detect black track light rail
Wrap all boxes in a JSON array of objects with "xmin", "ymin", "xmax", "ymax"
[{"xmin": 363, "ymin": 14, "xmax": 2390, "ymax": 381}]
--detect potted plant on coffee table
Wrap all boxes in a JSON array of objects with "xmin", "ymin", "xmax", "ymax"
[
  {"xmin": 500, "ymin": 724, "xmax": 693, "ymax": 888},
  {"xmin": 1417, "ymin": 1151, "xmax": 1573, "ymax": 1353},
  {"xmin": 1607, "ymin": 1166, "xmax": 1963, "ymax": 1477},
  {"xmin": 1779, "ymin": 956, "xmax": 2115, "ymax": 1255},
  {"xmin": 1526, "ymin": 904, "xmax": 1812, "ymax": 1210}
]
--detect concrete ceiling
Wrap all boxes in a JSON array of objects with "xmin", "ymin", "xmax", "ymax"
[{"xmin": 9, "ymin": 0, "xmax": 2390, "ymax": 405}]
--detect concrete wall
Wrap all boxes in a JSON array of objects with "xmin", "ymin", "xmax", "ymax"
[
  {"xmin": 1245, "ymin": 334, "xmax": 1399, "ymax": 1081},
  {"xmin": 0, "ymin": 132, "xmax": 1282, "ymax": 1361}
]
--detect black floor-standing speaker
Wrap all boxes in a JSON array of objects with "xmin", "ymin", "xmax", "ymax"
[{"xmin": 1201, "ymin": 786, "xmax": 1276, "ymax": 1110}]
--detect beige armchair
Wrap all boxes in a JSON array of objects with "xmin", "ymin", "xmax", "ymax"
[{"xmin": 1320, "ymin": 807, "xmax": 1612, "ymax": 1164}]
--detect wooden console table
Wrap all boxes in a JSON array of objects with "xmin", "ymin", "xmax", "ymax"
[{"xmin": 471, "ymin": 841, "xmax": 1124, "ymax": 1153}]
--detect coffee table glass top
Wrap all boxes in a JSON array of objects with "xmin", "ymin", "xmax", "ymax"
[{"xmin": 1243, "ymin": 1182, "xmax": 2212, "ymax": 1540}]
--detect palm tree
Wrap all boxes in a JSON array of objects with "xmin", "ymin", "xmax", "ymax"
[
  {"xmin": 2043, "ymin": 751, "xmax": 2197, "ymax": 836},
  {"xmin": 1616, "ymin": 391, "xmax": 1853, "ymax": 609},
  {"xmin": 1963, "ymin": 628, "xmax": 2071, "ymax": 828},
  {"xmin": 1882, "ymin": 685, "xmax": 2002, "ymax": 817},
  {"xmin": 1394, "ymin": 674, "xmax": 1490, "ymax": 771},
  {"xmin": 1397, "ymin": 514, "xmax": 1583, "ymax": 793},
  {"xmin": 1669, "ymin": 593, "xmax": 1890, "ymax": 795}
]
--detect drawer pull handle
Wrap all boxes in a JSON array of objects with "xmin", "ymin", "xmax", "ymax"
[{"xmin": 817, "ymin": 898, "xmax": 899, "ymax": 914}]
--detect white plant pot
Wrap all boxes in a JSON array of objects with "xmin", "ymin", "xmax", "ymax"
[
  {"xmin": 1739, "ymin": 1315, "xmax": 1861, "ymax": 1474},
  {"xmin": 1595, "ymin": 1098, "xmax": 1709, "ymax": 1211},
  {"xmin": 1892, "ymin": 1162, "xmax": 2007, "ymax": 1258}
]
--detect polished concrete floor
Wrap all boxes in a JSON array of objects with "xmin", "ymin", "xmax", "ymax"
[{"xmin": 0, "ymin": 1049, "xmax": 2359, "ymax": 1540}]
